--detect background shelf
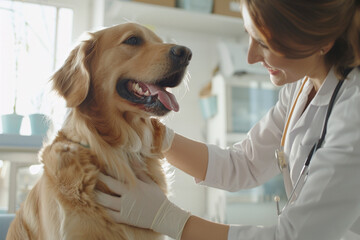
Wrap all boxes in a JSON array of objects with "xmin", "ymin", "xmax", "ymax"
[{"xmin": 103, "ymin": 0, "xmax": 244, "ymax": 38}]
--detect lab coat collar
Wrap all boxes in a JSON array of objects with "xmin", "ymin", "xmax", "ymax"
[
  {"xmin": 311, "ymin": 67, "xmax": 339, "ymax": 107},
  {"xmin": 285, "ymin": 67, "xmax": 338, "ymax": 152}
]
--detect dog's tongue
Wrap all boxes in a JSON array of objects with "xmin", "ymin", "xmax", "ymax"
[{"xmin": 146, "ymin": 84, "xmax": 179, "ymax": 112}]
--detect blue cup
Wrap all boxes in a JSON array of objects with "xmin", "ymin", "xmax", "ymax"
[
  {"xmin": 28, "ymin": 113, "xmax": 51, "ymax": 136},
  {"xmin": 1, "ymin": 113, "xmax": 24, "ymax": 134}
]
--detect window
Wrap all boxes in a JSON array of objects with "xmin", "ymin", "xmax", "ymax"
[
  {"xmin": 0, "ymin": 0, "xmax": 91, "ymax": 213},
  {"xmin": 0, "ymin": 0, "xmax": 74, "ymax": 134}
]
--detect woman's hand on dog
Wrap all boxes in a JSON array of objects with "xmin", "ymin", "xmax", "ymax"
[
  {"xmin": 95, "ymin": 173, "xmax": 190, "ymax": 240},
  {"xmin": 96, "ymin": 173, "xmax": 165, "ymax": 228}
]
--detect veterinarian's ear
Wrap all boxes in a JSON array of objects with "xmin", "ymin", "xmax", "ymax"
[{"xmin": 51, "ymin": 34, "xmax": 97, "ymax": 108}]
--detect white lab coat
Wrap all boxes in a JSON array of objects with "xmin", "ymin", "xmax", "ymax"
[{"xmin": 201, "ymin": 67, "xmax": 360, "ymax": 240}]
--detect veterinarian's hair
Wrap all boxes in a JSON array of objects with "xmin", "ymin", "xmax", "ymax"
[{"xmin": 240, "ymin": 0, "xmax": 360, "ymax": 79}]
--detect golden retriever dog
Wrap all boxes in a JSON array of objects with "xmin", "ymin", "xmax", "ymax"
[{"xmin": 7, "ymin": 22, "xmax": 192, "ymax": 240}]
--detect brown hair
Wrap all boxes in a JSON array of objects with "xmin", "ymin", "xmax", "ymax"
[{"xmin": 241, "ymin": 0, "xmax": 360, "ymax": 79}]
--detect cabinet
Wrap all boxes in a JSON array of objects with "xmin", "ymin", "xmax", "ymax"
[
  {"xmin": 0, "ymin": 135, "xmax": 43, "ymax": 213},
  {"xmin": 206, "ymin": 73, "xmax": 286, "ymax": 225},
  {"xmin": 207, "ymin": 73, "xmax": 280, "ymax": 147}
]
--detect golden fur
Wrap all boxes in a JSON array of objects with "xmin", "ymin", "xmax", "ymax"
[{"xmin": 6, "ymin": 23, "xmax": 191, "ymax": 240}]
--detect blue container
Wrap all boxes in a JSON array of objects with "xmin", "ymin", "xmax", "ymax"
[
  {"xmin": 1, "ymin": 113, "xmax": 23, "ymax": 135},
  {"xmin": 29, "ymin": 113, "xmax": 51, "ymax": 136},
  {"xmin": 230, "ymin": 86, "xmax": 280, "ymax": 133},
  {"xmin": 199, "ymin": 95, "xmax": 217, "ymax": 119},
  {"xmin": 176, "ymin": 0, "xmax": 213, "ymax": 13}
]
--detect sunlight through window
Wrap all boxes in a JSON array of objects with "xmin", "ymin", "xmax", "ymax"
[{"xmin": 0, "ymin": 0, "xmax": 73, "ymax": 134}]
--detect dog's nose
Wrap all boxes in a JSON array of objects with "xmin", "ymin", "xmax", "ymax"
[{"xmin": 170, "ymin": 46, "xmax": 192, "ymax": 65}]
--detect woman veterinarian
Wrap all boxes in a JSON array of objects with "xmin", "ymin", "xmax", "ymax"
[{"xmin": 96, "ymin": 0, "xmax": 360, "ymax": 239}]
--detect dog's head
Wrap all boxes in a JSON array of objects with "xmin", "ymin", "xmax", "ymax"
[{"xmin": 52, "ymin": 23, "xmax": 192, "ymax": 117}]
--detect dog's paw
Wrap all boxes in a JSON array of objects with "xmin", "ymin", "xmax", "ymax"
[
  {"xmin": 54, "ymin": 143, "xmax": 79, "ymax": 169},
  {"xmin": 151, "ymin": 118, "xmax": 166, "ymax": 153},
  {"xmin": 42, "ymin": 142, "xmax": 75, "ymax": 173}
]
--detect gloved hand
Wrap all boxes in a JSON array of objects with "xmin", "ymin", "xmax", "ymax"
[
  {"xmin": 162, "ymin": 125, "xmax": 175, "ymax": 153},
  {"xmin": 96, "ymin": 173, "xmax": 190, "ymax": 240}
]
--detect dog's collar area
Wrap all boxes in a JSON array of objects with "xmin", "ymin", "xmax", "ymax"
[{"xmin": 78, "ymin": 142, "xmax": 90, "ymax": 149}]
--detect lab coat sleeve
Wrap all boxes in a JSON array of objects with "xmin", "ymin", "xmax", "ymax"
[
  {"xmin": 199, "ymin": 84, "xmax": 295, "ymax": 191},
  {"xmin": 227, "ymin": 70, "xmax": 360, "ymax": 240}
]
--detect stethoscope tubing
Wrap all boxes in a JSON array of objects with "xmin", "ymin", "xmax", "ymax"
[{"xmin": 277, "ymin": 77, "xmax": 346, "ymax": 216}]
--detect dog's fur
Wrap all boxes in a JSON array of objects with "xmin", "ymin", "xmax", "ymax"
[{"xmin": 6, "ymin": 23, "xmax": 191, "ymax": 240}]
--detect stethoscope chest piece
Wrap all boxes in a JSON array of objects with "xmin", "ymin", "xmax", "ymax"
[{"xmin": 275, "ymin": 148, "xmax": 287, "ymax": 171}]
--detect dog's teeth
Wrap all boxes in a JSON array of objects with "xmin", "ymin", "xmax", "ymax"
[
  {"xmin": 135, "ymin": 83, "xmax": 140, "ymax": 91},
  {"xmin": 133, "ymin": 83, "xmax": 140, "ymax": 93},
  {"xmin": 131, "ymin": 82, "xmax": 148, "ymax": 96}
]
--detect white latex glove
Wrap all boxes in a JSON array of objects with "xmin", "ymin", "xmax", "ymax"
[
  {"xmin": 96, "ymin": 173, "xmax": 190, "ymax": 240},
  {"xmin": 162, "ymin": 126, "xmax": 175, "ymax": 153}
]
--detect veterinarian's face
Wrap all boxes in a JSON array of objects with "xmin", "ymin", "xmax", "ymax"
[
  {"xmin": 242, "ymin": 5, "xmax": 322, "ymax": 86},
  {"xmin": 93, "ymin": 23, "xmax": 192, "ymax": 116}
]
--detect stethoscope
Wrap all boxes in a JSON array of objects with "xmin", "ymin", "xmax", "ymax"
[{"xmin": 274, "ymin": 73, "xmax": 346, "ymax": 216}]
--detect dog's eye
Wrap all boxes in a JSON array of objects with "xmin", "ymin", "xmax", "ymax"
[{"xmin": 123, "ymin": 36, "xmax": 142, "ymax": 46}]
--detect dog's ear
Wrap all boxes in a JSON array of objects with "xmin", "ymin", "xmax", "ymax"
[{"xmin": 52, "ymin": 34, "xmax": 97, "ymax": 108}]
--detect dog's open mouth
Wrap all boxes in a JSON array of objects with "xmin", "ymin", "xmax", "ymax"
[
  {"xmin": 126, "ymin": 79, "xmax": 179, "ymax": 111},
  {"xmin": 116, "ymin": 69, "xmax": 186, "ymax": 115}
]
